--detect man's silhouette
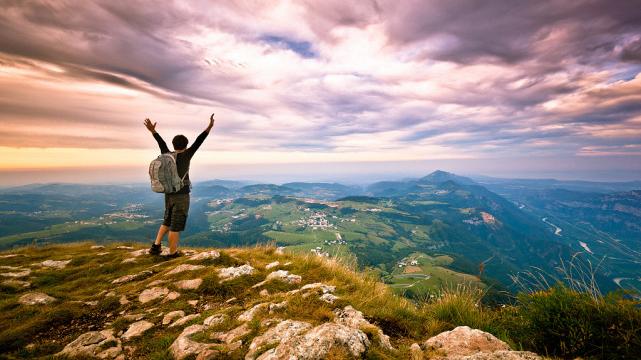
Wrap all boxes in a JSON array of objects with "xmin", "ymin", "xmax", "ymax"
[{"xmin": 144, "ymin": 114, "xmax": 215, "ymax": 257}]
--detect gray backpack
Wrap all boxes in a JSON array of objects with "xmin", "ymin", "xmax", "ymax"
[{"xmin": 149, "ymin": 152, "xmax": 187, "ymax": 193}]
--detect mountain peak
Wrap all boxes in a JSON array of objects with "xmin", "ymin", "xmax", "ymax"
[
  {"xmin": 0, "ymin": 243, "xmax": 542, "ymax": 359},
  {"xmin": 419, "ymin": 170, "xmax": 475, "ymax": 185}
]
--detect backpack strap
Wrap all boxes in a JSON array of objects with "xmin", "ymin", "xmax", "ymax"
[{"xmin": 171, "ymin": 152, "xmax": 189, "ymax": 181}]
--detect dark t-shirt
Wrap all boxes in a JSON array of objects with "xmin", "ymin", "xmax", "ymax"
[{"xmin": 153, "ymin": 131, "xmax": 209, "ymax": 194}]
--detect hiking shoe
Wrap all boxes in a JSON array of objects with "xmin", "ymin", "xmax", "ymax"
[
  {"xmin": 164, "ymin": 251, "xmax": 181, "ymax": 259},
  {"xmin": 149, "ymin": 243, "xmax": 161, "ymax": 255}
]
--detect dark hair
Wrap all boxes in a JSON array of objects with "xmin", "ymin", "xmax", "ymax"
[{"xmin": 172, "ymin": 135, "xmax": 189, "ymax": 150}]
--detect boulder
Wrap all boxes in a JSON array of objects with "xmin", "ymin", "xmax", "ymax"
[
  {"xmin": 129, "ymin": 249, "xmax": 148, "ymax": 257},
  {"xmin": 175, "ymin": 278, "xmax": 203, "ymax": 290},
  {"xmin": 57, "ymin": 329, "xmax": 121, "ymax": 358},
  {"xmin": 162, "ymin": 310, "xmax": 185, "ymax": 326},
  {"xmin": 258, "ymin": 323, "xmax": 370, "ymax": 360},
  {"xmin": 164, "ymin": 291, "xmax": 181, "ymax": 302},
  {"xmin": 237, "ymin": 302, "xmax": 270, "ymax": 322},
  {"xmin": 169, "ymin": 324, "xmax": 211, "ymax": 360},
  {"xmin": 147, "ymin": 279, "xmax": 167, "ymax": 287},
  {"xmin": 410, "ymin": 343, "xmax": 423, "ymax": 360},
  {"xmin": 265, "ymin": 261, "xmax": 279, "ymax": 270},
  {"xmin": 167, "ymin": 264, "xmax": 205, "ymax": 276},
  {"xmin": 334, "ymin": 306, "xmax": 393, "ymax": 350},
  {"xmin": 1, "ymin": 269, "xmax": 31, "ymax": 278},
  {"xmin": 112, "ymin": 270, "xmax": 153, "ymax": 284},
  {"xmin": 203, "ymin": 313, "xmax": 228, "ymax": 327},
  {"xmin": 320, "ymin": 293, "xmax": 339, "ymax": 304},
  {"xmin": 189, "ymin": 250, "xmax": 221, "ymax": 261},
  {"xmin": 218, "ymin": 264, "xmax": 255, "ymax": 281},
  {"xmin": 211, "ymin": 323, "xmax": 251, "ymax": 344},
  {"xmin": 300, "ymin": 282, "xmax": 335, "ymax": 294},
  {"xmin": 252, "ymin": 270, "xmax": 302, "ymax": 288},
  {"xmin": 268, "ymin": 301, "xmax": 288, "ymax": 313},
  {"xmin": 138, "ymin": 287, "xmax": 169, "ymax": 303},
  {"xmin": 41, "ymin": 259, "xmax": 72, "ymax": 269},
  {"xmin": 169, "ymin": 314, "xmax": 200, "ymax": 328},
  {"xmin": 121, "ymin": 320, "xmax": 154, "ymax": 341},
  {"xmin": 2, "ymin": 279, "xmax": 31, "ymax": 288},
  {"xmin": 19, "ymin": 292, "xmax": 56, "ymax": 305},
  {"xmin": 423, "ymin": 326, "xmax": 541, "ymax": 359},
  {"xmin": 245, "ymin": 320, "xmax": 312, "ymax": 360}
]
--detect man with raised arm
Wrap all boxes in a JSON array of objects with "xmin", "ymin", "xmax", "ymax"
[{"xmin": 143, "ymin": 114, "xmax": 215, "ymax": 257}]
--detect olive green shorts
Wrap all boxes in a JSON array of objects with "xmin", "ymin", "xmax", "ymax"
[{"xmin": 163, "ymin": 193, "xmax": 190, "ymax": 232}]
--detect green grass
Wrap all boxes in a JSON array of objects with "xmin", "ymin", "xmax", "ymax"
[{"xmin": 0, "ymin": 242, "xmax": 639, "ymax": 359}]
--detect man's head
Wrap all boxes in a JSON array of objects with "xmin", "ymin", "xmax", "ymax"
[{"xmin": 172, "ymin": 135, "xmax": 189, "ymax": 150}]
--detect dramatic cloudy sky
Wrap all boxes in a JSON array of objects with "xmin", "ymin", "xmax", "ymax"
[{"xmin": 1, "ymin": 0, "xmax": 641, "ymax": 184}]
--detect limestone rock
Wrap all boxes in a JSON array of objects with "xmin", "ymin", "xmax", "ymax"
[
  {"xmin": 115, "ymin": 246, "xmax": 134, "ymax": 250},
  {"xmin": 164, "ymin": 291, "xmax": 181, "ymax": 302},
  {"xmin": 147, "ymin": 279, "xmax": 167, "ymax": 287},
  {"xmin": 19, "ymin": 292, "xmax": 56, "ymax": 305},
  {"xmin": 246, "ymin": 320, "xmax": 312, "ymax": 360},
  {"xmin": 41, "ymin": 259, "xmax": 72, "ymax": 269},
  {"xmin": 188, "ymin": 300, "xmax": 199, "ymax": 306},
  {"xmin": 334, "ymin": 306, "xmax": 393, "ymax": 350},
  {"xmin": 138, "ymin": 287, "xmax": 169, "ymax": 303},
  {"xmin": 268, "ymin": 301, "xmax": 287, "ymax": 313},
  {"xmin": 320, "ymin": 293, "xmax": 339, "ymax": 304},
  {"xmin": 211, "ymin": 323, "xmax": 251, "ymax": 344},
  {"xmin": 218, "ymin": 264, "xmax": 255, "ymax": 281},
  {"xmin": 119, "ymin": 295, "xmax": 130, "ymax": 305},
  {"xmin": 162, "ymin": 310, "xmax": 185, "ymax": 326},
  {"xmin": 1, "ymin": 268, "xmax": 31, "ymax": 278},
  {"xmin": 259, "ymin": 289, "xmax": 269, "ymax": 297},
  {"xmin": 91, "ymin": 245, "xmax": 105, "ymax": 249},
  {"xmin": 252, "ymin": 270, "xmax": 301, "ymax": 288},
  {"xmin": 175, "ymin": 278, "xmax": 203, "ymax": 290},
  {"xmin": 121, "ymin": 320, "xmax": 154, "ymax": 341},
  {"xmin": 121, "ymin": 258, "xmax": 137, "ymax": 264},
  {"xmin": 189, "ymin": 250, "xmax": 220, "ymax": 261},
  {"xmin": 275, "ymin": 247, "xmax": 285, "ymax": 255},
  {"xmin": 112, "ymin": 270, "xmax": 153, "ymax": 284},
  {"xmin": 265, "ymin": 261, "xmax": 279, "ymax": 270},
  {"xmin": 169, "ymin": 324, "xmax": 211, "ymax": 360},
  {"xmin": 258, "ymin": 323, "xmax": 370, "ymax": 360},
  {"xmin": 167, "ymin": 264, "xmax": 205, "ymax": 276},
  {"xmin": 300, "ymin": 282, "xmax": 335, "ymax": 294},
  {"xmin": 169, "ymin": 314, "xmax": 200, "ymax": 328},
  {"xmin": 57, "ymin": 329, "xmax": 121, "ymax": 358},
  {"xmin": 2, "ymin": 279, "xmax": 31, "ymax": 288},
  {"xmin": 203, "ymin": 313, "xmax": 228, "ymax": 327},
  {"xmin": 238, "ymin": 302, "xmax": 270, "ymax": 322},
  {"xmin": 423, "ymin": 326, "xmax": 541, "ymax": 359},
  {"xmin": 121, "ymin": 313, "xmax": 145, "ymax": 322},
  {"xmin": 129, "ymin": 249, "xmax": 148, "ymax": 257},
  {"xmin": 410, "ymin": 343, "xmax": 424, "ymax": 360}
]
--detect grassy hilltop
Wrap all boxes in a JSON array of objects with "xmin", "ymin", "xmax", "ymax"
[{"xmin": 0, "ymin": 242, "xmax": 640, "ymax": 359}]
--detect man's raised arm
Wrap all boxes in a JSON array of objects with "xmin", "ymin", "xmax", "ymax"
[
  {"xmin": 144, "ymin": 118, "xmax": 170, "ymax": 154},
  {"xmin": 187, "ymin": 113, "xmax": 215, "ymax": 157}
]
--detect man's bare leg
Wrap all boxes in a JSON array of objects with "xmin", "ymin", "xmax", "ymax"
[
  {"xmin": 168, "ymin": 231, "xmax": 180, "ymax": 254},
  {"xmin": 154, "ymin": 225, "xmax": 170, "ymax": 246}
]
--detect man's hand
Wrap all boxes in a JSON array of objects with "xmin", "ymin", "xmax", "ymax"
[
  {"xmin": 144, "ymin": 118, "xmax": 157, "ymax": 133},
  {"xmin": 206, "ymin": 113, "xmax": 215, "ymax": 133}
]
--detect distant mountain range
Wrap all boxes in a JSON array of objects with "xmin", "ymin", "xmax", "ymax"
[{"xmin": 1, "ymin": 170, "xmax": 639, "ymax": 295}]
